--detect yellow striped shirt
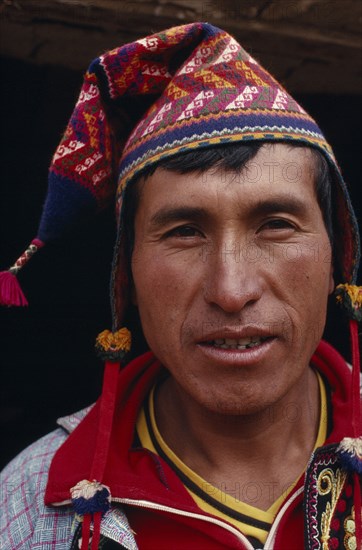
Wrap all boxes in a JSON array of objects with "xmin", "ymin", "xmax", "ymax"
[{"xmin": 136, "ymin": 372, "xmax": 327, "ymax": 545}]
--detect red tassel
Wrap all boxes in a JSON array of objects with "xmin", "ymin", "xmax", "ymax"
[
  {"xmin": 354, "ymin": 472, "xmax": 362, "ymax": 549},
  {"xmin": 91, "ymin": 512, "xmax": 102, "ymax": 550},
  {"xmin": 349, "ymin": 319, "xmax": 361, "ymax": 437},
  {"xmin": 349, "ymin": 318, "xmax": 362, "ymax": 550},
  {"xmin": 90, "ymin": 361, "xmax": 120, "ymax": 482},
  {"xmin": 79, "ymin": 361, "xmax": 120, "ymax": 550},
  {"xmin": 81, "ymin": 513, "xmax": 91, "ymax": 550},
  {"xmin": 0, "ymin": 238, "xmax": 44, "ymax": 307},
  {"xmin": 0, "ymin": 271, "xmax": 28, "ymax": 306}
]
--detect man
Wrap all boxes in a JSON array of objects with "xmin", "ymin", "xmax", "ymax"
[{"xmin": 0, "ymin": 22, "xmax": 361, "ymax": 550}]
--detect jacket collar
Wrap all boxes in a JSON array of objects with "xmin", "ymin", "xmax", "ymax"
[
  {"xmin": 45, "ymin": 341, "xmax": 355, "ymax": 507},
  {"xmin": 45, "ymin": 351, "xmax": 197, "ymax": 510}
]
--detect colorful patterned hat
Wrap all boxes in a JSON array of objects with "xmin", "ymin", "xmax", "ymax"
[
  {"xmin": 0, "ymin": 23, "xmax": 360, "ymax": 549},
  {"xmin": 0, "ymin": 23, "xmax": 359, "ymax": 321}
]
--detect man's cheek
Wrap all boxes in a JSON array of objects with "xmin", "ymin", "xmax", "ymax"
[{"xmin": 278, "ymin": 242, "xmax": 331, "ymax": 285}]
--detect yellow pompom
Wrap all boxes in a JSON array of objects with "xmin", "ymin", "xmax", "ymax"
[
  {"xmin": 336, "ymin": 284, "xmax": 362, "ymax": 306},
  {"xmin": 96, "ymin": 327, "xmax": 131, "ymax": 353},
  {"xmin": 335, "ymin": 284, "xmax": 362, "ymax": 321}
]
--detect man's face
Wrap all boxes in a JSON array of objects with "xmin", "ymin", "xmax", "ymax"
[{"xmin": 130, "ymin": 144, "xmax": 334, "ymax": 415}]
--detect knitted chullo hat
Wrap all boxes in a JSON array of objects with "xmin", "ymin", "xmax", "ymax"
[{"xmin": 1, "ymin": 23, "xmax": 361, "ymax": 550}]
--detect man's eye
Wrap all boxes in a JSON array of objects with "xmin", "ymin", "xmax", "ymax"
[
  {"xmin": 260, "ymin": 219, "xmax": 294, "ymax": 231},
  {"xmin": 165, "ymin": 225, "xmax": 201, "ymax": 238}
]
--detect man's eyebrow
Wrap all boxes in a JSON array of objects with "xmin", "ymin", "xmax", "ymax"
[
  {"xmin": 248, "ymin": 196, "xmax": 310, "ymax": 218},
  {"xmin": 149, "ymin": 206, "xmax": 208, "ymax": 227},
  {"xmin": 149, "ymin": 197, "xmax": 309, "ymax": 226}
]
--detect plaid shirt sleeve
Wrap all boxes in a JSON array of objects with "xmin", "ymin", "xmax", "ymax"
[{"xmin": 0, "ymin": 428, "xmax": 76, "ymax": 549}]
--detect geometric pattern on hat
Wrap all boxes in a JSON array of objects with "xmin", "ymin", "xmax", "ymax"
[{"xmin": 38, "ymin": 22, "xmax": 360, "ymax": 329}]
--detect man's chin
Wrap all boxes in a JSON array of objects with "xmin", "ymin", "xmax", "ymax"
[{"xmin": 193, "ymin": 382, "xmax": 280, "ymax": 418}]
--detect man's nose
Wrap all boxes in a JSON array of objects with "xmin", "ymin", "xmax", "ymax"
[{"xmin": 202, "ymin": 240, "xmax": 263, "ymax": 313}]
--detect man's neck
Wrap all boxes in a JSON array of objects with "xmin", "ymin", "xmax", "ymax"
[{"xmin": 155, "ymin": 367, "xmax": 321, "ymax": 510}]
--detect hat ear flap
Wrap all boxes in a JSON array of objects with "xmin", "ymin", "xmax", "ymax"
[{"xmin": 111, "ymin": 225, "xmax": 130, "ymax": 331}]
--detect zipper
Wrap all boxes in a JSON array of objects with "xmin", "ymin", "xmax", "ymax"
[
  {"xmin": 54, "ymin": 486, "xmax": 304, "ymax": 548},
  {"xmin": 113, "ymin": 497, "xmax": 255, "ymax": 549},
  {"xmin": 263, "ymin": 487, "xmax": 304, "ymax": 548}
]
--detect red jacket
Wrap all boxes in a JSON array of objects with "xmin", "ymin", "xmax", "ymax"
[{"xmin": 45, "ymin": 340, "xmax": 360, "ymax": 549}]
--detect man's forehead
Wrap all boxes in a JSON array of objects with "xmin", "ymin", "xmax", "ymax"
[{"xmin": 139, "ymin": 143, "xmax": 317, "ymax": 204}]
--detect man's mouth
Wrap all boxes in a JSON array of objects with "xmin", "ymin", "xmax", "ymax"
[{"xmin": 203, "ymin": 336, "xmax": 270, "ymax": 350}]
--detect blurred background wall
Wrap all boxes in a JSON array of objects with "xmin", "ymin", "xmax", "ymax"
[{"xmin": 1, "ymin": 0, "xmax": 361, "ymax": 468}]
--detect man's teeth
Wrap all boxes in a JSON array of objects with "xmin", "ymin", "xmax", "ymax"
[{"xmin": 208, "ymin": 337, "xmax": 267, "ymax": 349}]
